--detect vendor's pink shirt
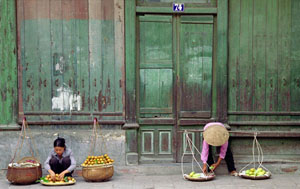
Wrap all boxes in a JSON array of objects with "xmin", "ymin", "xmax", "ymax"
[{"xmin": 201, "ymin": 122, "xmax": 228, "ymax": 163}]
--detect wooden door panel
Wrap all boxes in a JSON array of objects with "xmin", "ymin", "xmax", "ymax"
[
  {"xmin": 179, "ymin": 16, "xmax": 213, "ymax": 118},
  {"xmin": 141, "ymin": 131, "xmax": 154, "ymax": 154},
  {"xmin": 159, "ymin": 131, "xmax": 172, "ymax": 154},
  {"xmin": 140, "ymin": 126, "xmax": 174, "ymax": 162},
  {"xmin": 139, "ymin": 15, "xmax": 173, "ymax": 67},
  {"xmin": 139, "ymin": 15, "xmax": 173, "ymax": 118}
]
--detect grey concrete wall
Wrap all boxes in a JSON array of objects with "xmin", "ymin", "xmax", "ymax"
[{"xmin": 0, "ymin": 125, "xmax": 125, "ymax": 170}]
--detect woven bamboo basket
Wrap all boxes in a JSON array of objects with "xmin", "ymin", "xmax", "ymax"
[
  {"xmin": 7, "ymin": 118, "xmax": 42, "ymax": 185},
  {"xmin": 82, "ymin": 164, "xmax": 114, "ymax": 182},
  {"xmin": 7, "ymin": 164, "xmax": 42, "ymax": 185}
]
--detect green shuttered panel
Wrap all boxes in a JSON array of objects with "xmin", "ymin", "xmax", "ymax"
[
  {"xmin": 0, "ymin": 0, "xmax": 17, "ymax": 124},
  {"xmin": 179, "ymin": 16, "xmax": 213, "ymax": 118},
  {"xmin": 139, "ymin": 15, "xmax": 173, "ymax": 118},
  {"xmin": 228, "ymin": 0, "xmax": 300, "ymax": 122},
  {"xmin": 17, "ymin": 0, "xmax": 123, "ymax": 122}
]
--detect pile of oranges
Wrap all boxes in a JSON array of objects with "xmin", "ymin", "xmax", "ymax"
[
  {"xmin": 81, "ymin": 154, "xmax": 114, "ymax": 167},
  {"xmin": 43, "ymin": 174, "xmax": 75, "ymax": 183}
]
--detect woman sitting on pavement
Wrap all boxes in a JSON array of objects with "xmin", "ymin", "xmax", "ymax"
[
  {"xmin": 201, "ymin": 122, "xmax": 238, "ymax": 176},
  {"xmin": 44, "ymin": 137, "xmax": 76, "ymax": 181}
]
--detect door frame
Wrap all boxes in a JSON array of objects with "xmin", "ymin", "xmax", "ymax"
[{"xmin": 123, "ymin": 0, "xmax": 228, "ymax": 165}]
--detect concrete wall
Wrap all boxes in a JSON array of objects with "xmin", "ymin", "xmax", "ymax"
[{"xmin": 0, "ymin": 125, "xmax": 125, "ymax": 170}]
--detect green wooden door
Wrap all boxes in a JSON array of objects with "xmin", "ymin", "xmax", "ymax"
[
  {"xmin": 138, "ymin": 15, "xmax": 214, "ymax": 162},
  {"xmin": 179, "ymin": 16, "xmax": 213, "ymax": 119}
]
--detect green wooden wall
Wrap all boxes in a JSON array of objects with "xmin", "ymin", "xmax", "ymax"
[
  {"xmin": 228, "ymin": 0, "xmax": 300, "ymax": 124},
  {"xmin": 0, "ymin": 0, "xmax": 18, "ymax": 124},
  {"xmin": 2, "ymin": 0, "xmax": 300, "ymax": 126},
  {"xmin": 15, "ymin": 0, "xmax": 124, "ymax": 123}
]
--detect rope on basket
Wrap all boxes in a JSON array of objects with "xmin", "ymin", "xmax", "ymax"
[
  {"xmin": 10, "ymin": 117, "xmax": 40, "ymax": 164},
  {"xmin": 88, "ymin": 118, "xmax": 108, "ymax": 156},
  {"xmin": 181, "ymin": 130, "xmax": 212, "ymax": 180},
  {"xmin": 239, "ymin": 132, "xmax": 272, "ymax": 177}
]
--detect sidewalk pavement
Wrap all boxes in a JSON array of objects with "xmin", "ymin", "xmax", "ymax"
[{"xmin": 1, "ymin": 173, "xmax": 300, "ymax": 189}]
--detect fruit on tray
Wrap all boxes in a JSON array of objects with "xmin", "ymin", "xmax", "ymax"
[
  {"xmin": 188, "ymin": 172, "xmax": 207, "ymax": 178},
  {"xmin": 189, "ymin": 171, "xmax": 195, "ymax": 177},
  {"xmin": 40, "ymin": 174, "xmax": 75, "ymax": 183},
  {"xmin": 81, "ymin": 154, "xmax": 114, "ymax": 167},
  {"xmin": 245, "ymin": 168, "xmax": 268, "ymax": 176}
]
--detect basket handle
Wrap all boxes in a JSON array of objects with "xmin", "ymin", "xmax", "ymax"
[
  {"xmin": 88, "ymin": 118, "xmax": 108, "ymax": 156},
  {"xmin": 10, "ymin": 117, "xmax": 40, "ymax": 164}
]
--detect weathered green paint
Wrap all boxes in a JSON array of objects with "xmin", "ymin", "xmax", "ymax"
[
  {"xmin": 137, "ymin": 0, "xmax": 217, "ymax": 7},
  {"xmin": 228, "ymin": 0, "xmax": 240, "ymax": 122},
  {"xmin": 0, "ymin": 0, "xmax": 17, "ymax": 124},
  {"xmin": 114, "ymin": 0, "xmax": 125, "ymax": 115},
  {"xmin": 139, "ymin": 125, "xmax": 173, "ymax": 162},
  {"xmin": 239, "ymin": 0, "xmax": 253, "ymax": 116},
  {"xmin": 278, "ymin": 0, "xmax": 291, "ymax": 115},
  {"xmin": 138, "ymin": 0, "xmax": 209, "ymax": 3},
  {"xmin": 137, "ymin": 14, "xmax": 215, "ymax": 162},
  {"xmin": 125, "ymin": 0, "xmax": 137, "ymax": 124},
  {"xmin": 179, "ymin": 17, "xmax": 213, "ymax": 117},
  {"xmin": 2, "ymin": 0, "xmax": 300, "ymax": 166},
  {"xmin": 291, "ymin": 0, "xmax": 300, "ymax": 115},
  {"xmin": 136, "ymin": 6, "xmax": 217, "ymax": 14},
  {"xmin": 138, "ymin": 15, "xmax": 214, "ymax": 121},
  {"xmin": 216, "ymin": 0, "xmax": 228, "ymax": 122},
  {"xmin": 124, "ymin": 0, "xmax": 139, "ymax": 165},
  {"xmin": 252, "ymin": 0, "xmax": 266, "ymax": 123},
  {"xmin": 228, "ymin": 0, "xmax": 300, "ymax": 124},
  {"xmin": 265, "ymin": 0, "xmax": 278, "ymax": 122},
  {"xmin": 139, "ymin": 15, "xmax": 173, "ymax": 118},
  {"xmin": 16, "ymin": 0, "xmax": 124, "ymax": 122},
  {"xmin": 37, "ymin": 1, "xmax": 51, "ymax": 112}
]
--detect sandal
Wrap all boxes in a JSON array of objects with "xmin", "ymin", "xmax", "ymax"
[{"xmin": 230, "ymin": 171, "xmax": 238, "ymax": 176}]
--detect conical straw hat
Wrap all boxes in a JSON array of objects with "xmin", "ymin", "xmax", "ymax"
[{"xmin": 203, "ymin": 124, "xmax": 229, "ymax": 146}]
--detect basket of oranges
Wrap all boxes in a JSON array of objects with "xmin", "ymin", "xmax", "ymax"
[{"xmin": 81, "ymin": 154, "xmax": 114, "ymax": 182}]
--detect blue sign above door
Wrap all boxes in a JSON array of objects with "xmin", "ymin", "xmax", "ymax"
[{"xmin": 173, "ymin": 3, "xmax": 184, "ymax": 12}]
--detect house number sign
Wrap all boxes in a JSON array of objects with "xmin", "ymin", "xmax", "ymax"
[{"xmin": 173, "ymin": 3, "xmax": 184, "ymax": 12}]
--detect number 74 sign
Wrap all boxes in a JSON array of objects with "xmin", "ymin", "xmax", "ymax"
[{"xmin": 173, "ymin": 3, "xmax": 184, "ymax": 12}]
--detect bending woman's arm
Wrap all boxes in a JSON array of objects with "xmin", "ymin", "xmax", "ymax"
[{"xmin": 66, "ymin": 151, "xmax": 76, "ymax": 172}]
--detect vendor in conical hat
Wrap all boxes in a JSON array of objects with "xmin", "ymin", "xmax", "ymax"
[{"xmin": 201, "ymin": 122, "xmax": 237, "ymax": 176}]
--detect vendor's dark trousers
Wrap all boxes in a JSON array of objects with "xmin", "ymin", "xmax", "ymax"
[
  {"xmin": 49, "ymin": 156, "xmax": 73, "ymax": 176},
  {"xmin": 207, "ymin": 140, "xmax": 236, "ymax": 172}
]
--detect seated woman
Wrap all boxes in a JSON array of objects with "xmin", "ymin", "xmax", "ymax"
[
  {"xmin": 201, "ymin": 122, "xmax": 238, "ymax": 176},
  {"xmin": 44, "ymin": 137, "xmax": 76, "ymax": 181}
]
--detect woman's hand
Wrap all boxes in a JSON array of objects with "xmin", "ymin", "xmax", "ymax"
[
  {"xmin": 49, "ymin": 169, "xmax": 56, "ymax": 181},
  {"xmin": 210, "ymin": 163, "xmax": 219, "ymax": 172},
  {"xmin": 209, "ymin": 157, "xmax": 223, "ymax": 172},
  {"xmin": 58, "ymin": 170, "xmax": 69, "ymax": 180}
]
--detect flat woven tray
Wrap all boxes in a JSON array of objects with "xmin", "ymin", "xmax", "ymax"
[
  {"xmin": 184, "ymin": 173, "xmax": 215, "ymax": 182},
  {"xmin": 239, "ymin": 171, "xmax": 271, "ymax": 180},
  {"xmin": 40, "ymin": 180, "xmax": 76, "ymax": 186}
]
